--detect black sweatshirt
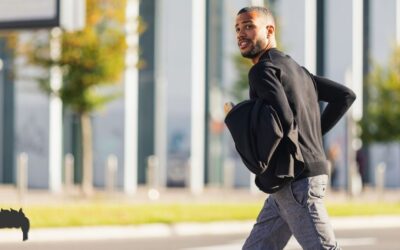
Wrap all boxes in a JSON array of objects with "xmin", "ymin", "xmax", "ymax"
[{"xmin": 249, "ymin": 48, "xmax": 356, "ymax": 180}]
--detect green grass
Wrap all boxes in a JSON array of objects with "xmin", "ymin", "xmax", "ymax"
[
  {"xmin": 1, "ymin": 202, "xmax": 400, "ymax": 228},
  {"xmin": 326, "ymin": 202, "xmax": 400, "ymax": 217}
]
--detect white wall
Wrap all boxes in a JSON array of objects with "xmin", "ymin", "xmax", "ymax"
[
  {"xmin": 276, "ymin": 0, "xmax": 306, "ymax": 65},
  {"xmin": 370, "ymin": 0, "xmax": 398, "ymax": 66}
]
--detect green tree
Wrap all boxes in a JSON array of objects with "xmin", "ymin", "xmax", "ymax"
[
  {"xmin": 25, "ymin": 0, "xmax": 143, "ymax": 195},
  {"xmin": 231, "ymin": 54, "xmax": 253, "ymax": 101},
  {"xmin": 361, "ymin": 46, "xmax": 400, "ymax": 143}
]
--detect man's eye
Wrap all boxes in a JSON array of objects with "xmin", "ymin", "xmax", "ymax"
[
  {"xmin": 245, "ymin": 25, "xmax": 252, "ymax": 29},
  {"xmin": 235, "ymin": 28, "xmax": 240, "ymax": 33}
]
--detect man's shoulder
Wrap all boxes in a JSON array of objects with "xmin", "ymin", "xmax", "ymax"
[
  {"xmin": 259, "ymin": 48, "xmax": 292, "ymax": 63},
  {"xmin": 260, "ymin": 50, "xmax": 306, "ymax": 75},
  {"xmin": 249, "ymin": 59, "xmax": 280, "ymax": 76},
  {"xmin": 252, "ymin": 49, "xmax": 293, "ymax": 72},
  {"xmin": 248, "ymin": 62, "xmax": 281, "ymax": 84}
]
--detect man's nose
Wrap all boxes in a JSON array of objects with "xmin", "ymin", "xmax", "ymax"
[{"xmin": 237, "ymin": 30, "xmax": 245, "ymax": 39}]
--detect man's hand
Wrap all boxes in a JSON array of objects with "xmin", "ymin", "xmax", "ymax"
[{"xmin": 224, "ymin": 102, "xmax": 235, "ymax": 116}]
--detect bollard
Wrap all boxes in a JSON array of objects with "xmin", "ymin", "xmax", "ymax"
[
  {"xmin": 250, "ymin": 173, "xmax": 258, "ymax": 194},
  {"xmin": 375, "ymin": 162, "xmax": 386, "ymax": 193},
  {"xmin": 146, "ymin": 155, "xmax": 160, "ymax": 188},
  {"xmin": 146, "ymin": 155, "xmax": 160, "ymax": 200},
  {"xmin": 185, "ymin": 158, "xmax": 192, "ymax": 189},
  {"xmin": 223, "ymin": 158, "xmax": 235, "ymax": 189},
  {"xmin": 105, "ymin": 154, "xmax": 118, "ymax": 193},
  {"xmin": 64, "ymin": 154, "xmax": 74, "ymax": 192},
  {"xmin": 350, "ymin": 166, "xmax": 363, "ymax": 196},
  {"xmin": 17, "ymin": 153, "xmax": 28, "ymax": 199}
]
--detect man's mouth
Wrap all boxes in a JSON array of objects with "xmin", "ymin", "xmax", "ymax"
[{"xmin": 239, "ymin": 40, "xmax": 250, "ymax": 50}]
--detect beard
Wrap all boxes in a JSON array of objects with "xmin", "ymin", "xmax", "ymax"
[{"xmin": 240, "ymin": 39, "xmax": 264, "ymax": 59}]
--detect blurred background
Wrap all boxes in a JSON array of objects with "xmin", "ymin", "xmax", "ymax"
[
  {"xmin": 0, "ymin": 0, "xmax": 400, "ymax": 249},
  {"xmin": 0, "ymin": 0, "xmax": 399, "ymax": 197}
]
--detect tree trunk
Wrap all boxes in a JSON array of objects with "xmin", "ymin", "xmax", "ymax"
[{"xmin": 81, "ymin": 112, "xmax": 93, "ymax": 196}]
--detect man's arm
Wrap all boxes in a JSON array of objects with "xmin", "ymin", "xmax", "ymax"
[
  {"xmin": 313, "ymin": 75, "xmax": 356, "ymax": 135},
  {"xmin": 249, "ymin": 64, "xmax": 293, "ymax": 133}
]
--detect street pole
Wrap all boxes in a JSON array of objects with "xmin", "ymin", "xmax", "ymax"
[
  {"xmin": 49, "ymin": 27, "xmax": 63, "ymax": 193},
  {"xmin": 124, "ymin": 0, "xmax": 140, "ymax": 194},
  {"xmin": 347, "ymin": 0, "xmax": 364, "ymax": 196},
  {"xmin": 190, "ymin": 0, "xmax": 206, "ymax": 194},
  {"xmin": 305, "ymin": 0, "xmax": 317, "ymax": 74},
  {"xmin": 0, "ymin": 56, "xmax": 3, "ymax": 183},
  {"xmin": 352, "ymin": 0, "xmax": 364, "ymax": 122},
  {"xmin": 154, "ymin": 0, "xmax": 168, "ymax": 189},
  {"xmin": 250, "ymin": 0, "xmax": 264, "ymax": 6},
  {"xmin": 397, "ymin": 0, "xmax": 400, "ymax": 44}
]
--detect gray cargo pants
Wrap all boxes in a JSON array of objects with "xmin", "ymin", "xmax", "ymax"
[{"xmin": 243, "ymin": 174, "xmax": 340, "ymax": 250}]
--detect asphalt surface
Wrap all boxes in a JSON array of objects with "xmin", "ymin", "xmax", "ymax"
[{"xmin": 1, "ymin": 227, "xmax": 400, "ymax": 250}]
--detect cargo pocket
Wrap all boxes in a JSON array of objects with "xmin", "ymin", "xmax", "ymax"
[{"xmin": 308, "ymin": 175, "xmax": 328, "ymax": 199}]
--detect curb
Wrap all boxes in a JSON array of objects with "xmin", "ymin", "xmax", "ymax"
[{"xmin": 1, "ymin": 216, "xmax": 400, "ymax": 243}]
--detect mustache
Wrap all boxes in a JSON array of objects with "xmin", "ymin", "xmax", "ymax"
[{"xmin": 238, "ymin": 39, "xmax": 251, "ymax": 46}]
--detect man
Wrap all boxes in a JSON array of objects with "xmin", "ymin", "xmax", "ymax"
[{"xmin": 234, "ymin": 6, "xmax": 356, "ymax": 250}]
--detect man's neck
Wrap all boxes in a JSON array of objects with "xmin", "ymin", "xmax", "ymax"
[{"xmin": 252, "ymin": 46, "xmax": 276, "ymax": 64}]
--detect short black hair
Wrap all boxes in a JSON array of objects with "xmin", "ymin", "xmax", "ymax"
[{"xmin": 237, "ymin": 6, "xmax": 275, "ymax": 25}]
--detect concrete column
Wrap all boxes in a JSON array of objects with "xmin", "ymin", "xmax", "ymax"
[
  {"xmin": 397, "ymin": 0, "xmax": 400, "ymax": 43},
  {"xmin": 305, "ymin": 0, "xmax": 317, "ymax": 73},
  {"xmin": 0, "ymin": 57, "xmax": 3, "ymax": 182},
  {"xmin": 124, "ymin": 0, "xmax": 140, "ymax": 194},
  {"xmin": 190, "ymin": 0, "xmax": 206, "ymax": 194},
  {"xmin": 250, "ymin": 0, "xmax": 264, "ymax": 6},
  {"xmin": 345, "ymin": 0, "xmax": 364, "ymax": 197},
  {"xmin": 352, "ymin": 0, "xmax": 363, "ymax": 122},
  {"xmin": 48, "ymin": 28, "xmax": 63, "ymax": 193},
  {"xmin": 60, "ymin": 0, "xmax": 86, "ymax": 32},
  {"xmin": 154, "ymin": 0, "xmax": 168, "ymax": 188}
]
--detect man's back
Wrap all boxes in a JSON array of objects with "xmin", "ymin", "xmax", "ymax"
[{"xmin": 249, "ymin": 48, "xmax": 328, "ymax": 178}]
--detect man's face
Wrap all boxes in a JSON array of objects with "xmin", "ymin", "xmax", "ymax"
[{"xmin": 235, "ymin": 11, "xmax": 268, "ymax": 59}]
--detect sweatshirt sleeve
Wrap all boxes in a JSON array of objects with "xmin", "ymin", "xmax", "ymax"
[
  {"xmin": 249, "ymin": 63, "xmax": 294, "ymax": 134},
  {"xmin": 313, "ymin": 75, "xmax": 356, "ymax": 135}
]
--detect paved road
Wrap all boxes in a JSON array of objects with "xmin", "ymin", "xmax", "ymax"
[{"xmin": 1, "ymin": 227, "xmax": 399, "ymax": 250}]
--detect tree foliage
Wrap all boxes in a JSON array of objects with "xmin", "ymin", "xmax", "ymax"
[
  {"xmin": 231, "ymin": 54, "xmax": 252, "ymax": 101},
  {"xmin": 361, "ymin": 46, "xmax": 400, "ymax": 143},
  {"xmin": 29, "ymin": 0, "xmax": 128, "ymax": 114}
]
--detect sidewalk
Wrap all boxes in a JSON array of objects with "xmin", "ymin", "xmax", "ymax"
[
  {"xmin": 1, "ymin": 216, "xmax": 400, "ymax": 243},
  {"xmin": 1, "ymin": 185, "xmax": 400, "ymax": 205}
]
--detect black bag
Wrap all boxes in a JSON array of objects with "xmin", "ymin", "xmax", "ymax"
[
  {"xmin": 224, "ymin": 99, "xmax": 283, "ymax": 175},
  {"xmin": 224, "ymin": 99, "xmax": 304, "ymax": 193}
]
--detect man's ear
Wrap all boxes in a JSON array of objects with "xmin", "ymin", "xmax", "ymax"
[{"xmin": 266, "ymin": 25, "xmax": 275, "ymax": 37}]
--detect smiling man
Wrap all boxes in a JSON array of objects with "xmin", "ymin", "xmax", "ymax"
[{"xmin": 235, "ymin": 6, "xmax": 356, "ymax": 250}]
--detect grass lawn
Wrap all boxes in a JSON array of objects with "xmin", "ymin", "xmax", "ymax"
[{"xmin": 1, "ymin": 202, "xmax": 400, "ymax": 228}]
